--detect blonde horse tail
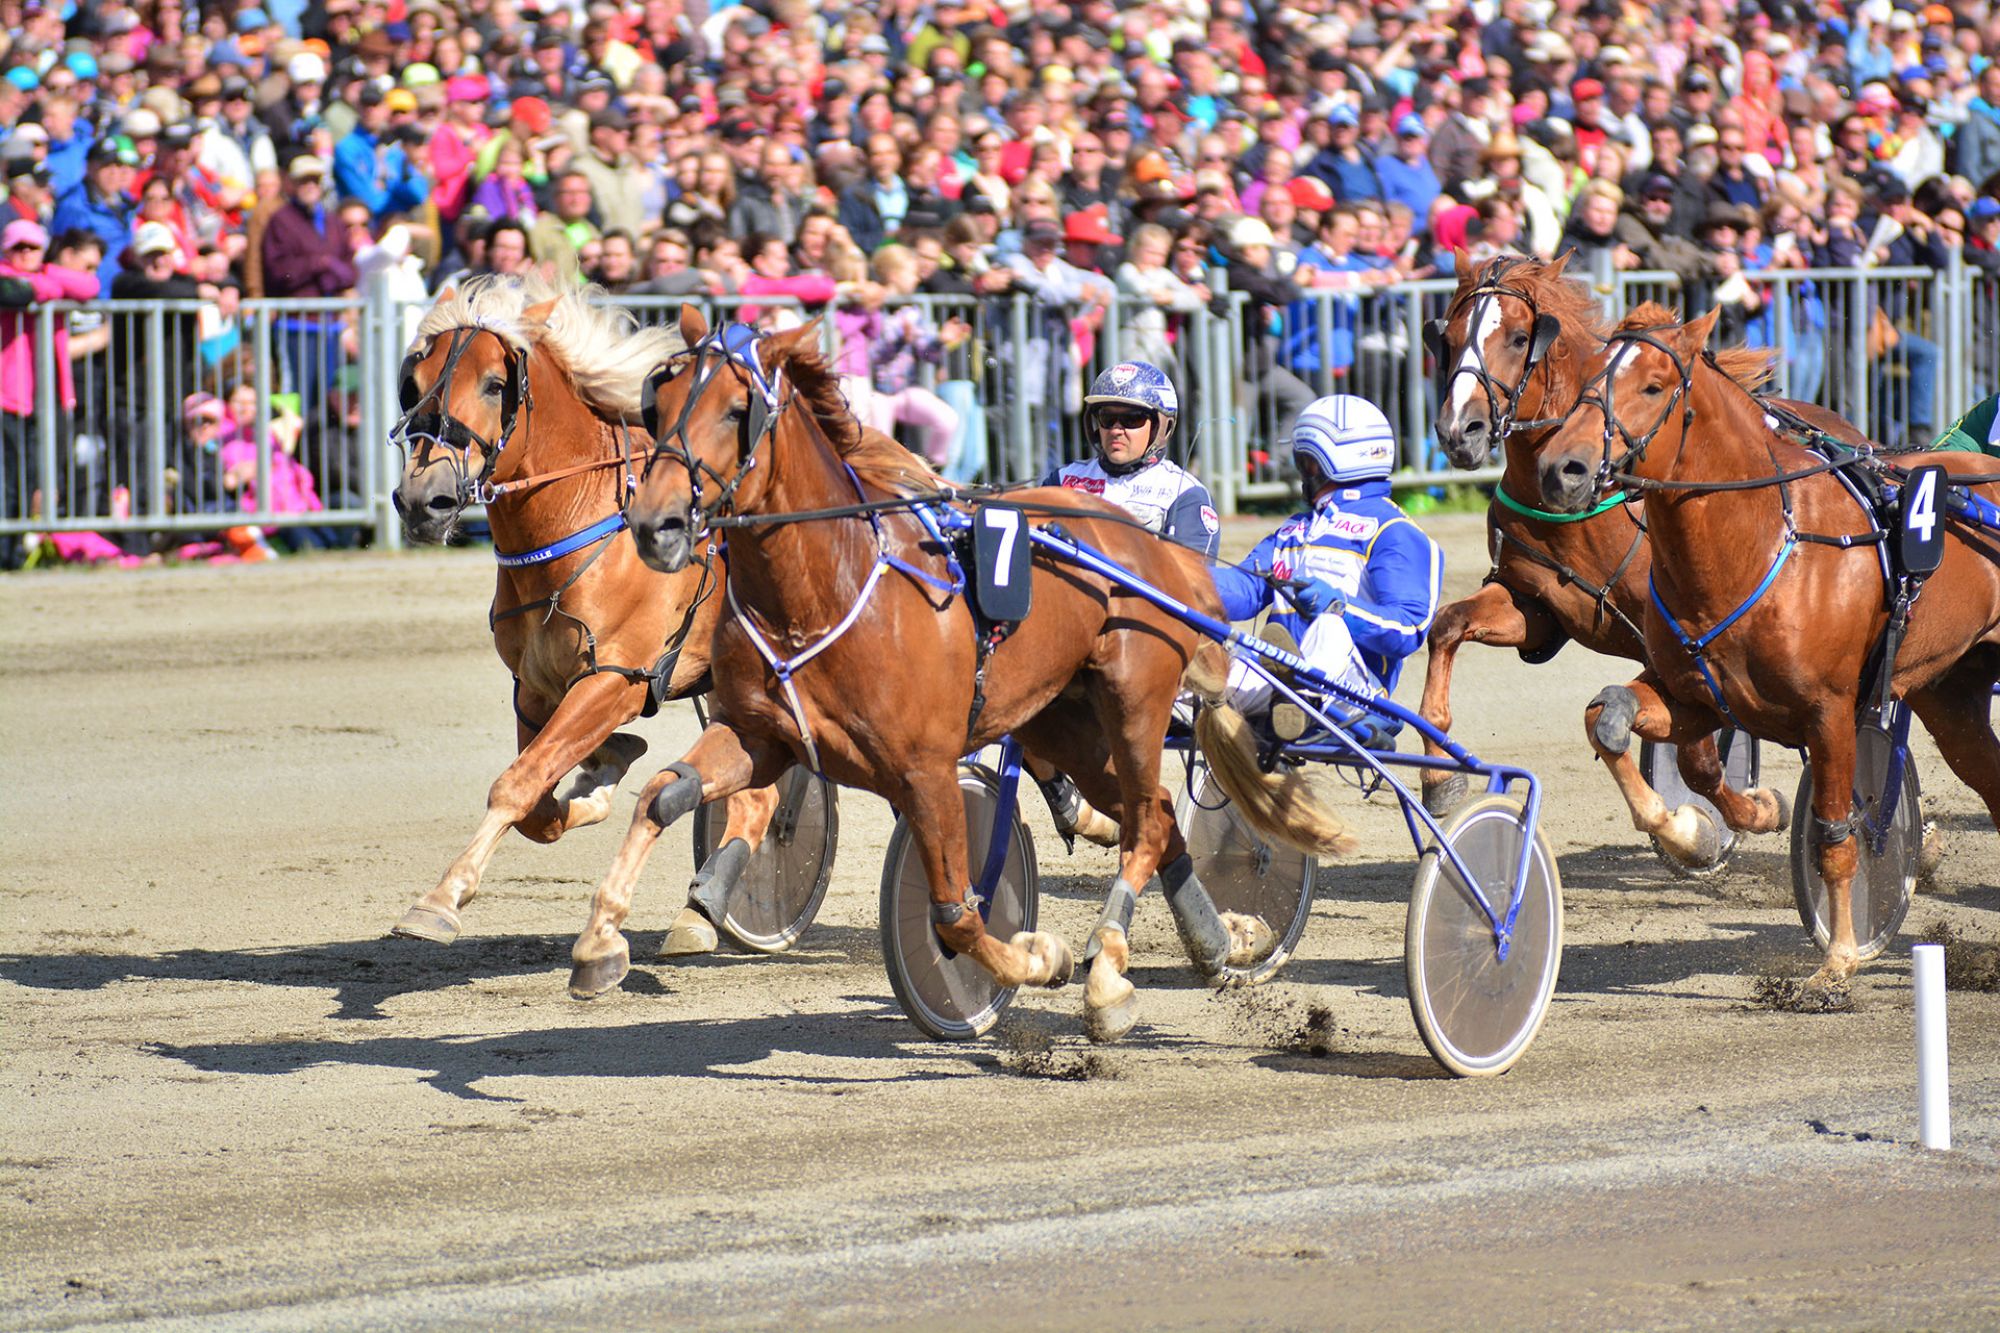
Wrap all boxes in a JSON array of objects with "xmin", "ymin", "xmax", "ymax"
[{"xmin": 1193, "ymin": 702, "xmax": 1359, "ymax": 860}]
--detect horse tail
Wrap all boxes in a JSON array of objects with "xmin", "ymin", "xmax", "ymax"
[{"xmin": 1192, "ymin": 701, "xmax": 1359, "ymax": 860}]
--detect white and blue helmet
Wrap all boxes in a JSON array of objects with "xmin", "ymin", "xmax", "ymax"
[
  {"xmin": 1084, "ymin": 361, "xmax": 1180, "ymax": 471},
  {"xmin": 1292, "ymin": 394, "xmax": 1396, "ymax": 487}
]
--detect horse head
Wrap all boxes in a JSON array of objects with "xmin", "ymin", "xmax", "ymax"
[
  {"xmin": 391, "ymin": 288, "xmax": 553, "ymax": 543},
  {"xmin": 1538, "ymin": 306, "xmax": 1719, "ymax": 513},
  {"xmin": 1430, "ymin": 251, "xmax": 1577, "ymax": 468},
  {"xmin": 629, "ymin": 308, "xmax": 819, "ymax": 573}
]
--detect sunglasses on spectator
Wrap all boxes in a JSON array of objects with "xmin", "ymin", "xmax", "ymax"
[{"xmin": 1095, "ymin": 408, "xmax": 1153, "ymax": 429}]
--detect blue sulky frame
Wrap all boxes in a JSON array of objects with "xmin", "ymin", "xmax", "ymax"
[{"xmin": 1011, "ymin": 519, "xmax": 1547, "ymax": 965}]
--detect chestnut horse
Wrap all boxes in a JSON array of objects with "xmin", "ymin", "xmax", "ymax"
[
  {"xmin": 1536, "ymin": 305, "xmax": 2000, "ymax": 987},
  {"xmin": 387, "ymin": 275, "xmax": 785, "ymax": 955},
  {"xmin": 578, "ymin": 313, "xmax": 1297, "ymax": 1041},
  {"xmin": 1422, "ymin": 256, "xmax": 1855, "ymax": 864}
]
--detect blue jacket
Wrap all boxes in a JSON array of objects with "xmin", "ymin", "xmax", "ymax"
[
  {"xmin": 50, "ymin": 182, "xmax": 135, "ymax": 292},
  {"xmin": 1211, "ymin": 479, "xmax": 1443, "ymax": 693},
  {"xmin": 333, "ymin": 129, "xmax": 430, "ymax": 221}
]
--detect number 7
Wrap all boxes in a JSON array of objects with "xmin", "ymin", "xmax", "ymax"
[{"xmin": 983, "ymin": 507, "xmax": 1020, "ymax": 587}]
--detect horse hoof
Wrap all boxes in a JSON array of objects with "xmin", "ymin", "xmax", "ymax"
[
  {"xmin": 1070, "ymin": 807, "xmax": 1121, "ymax": 849},
  {"xmin": 1271, "ymin": 702, "xmax": 1309, "ymax": 742},
  {"xmin": 1222, "ymin": 912, "xmax": 1277, "ymax": 969},
  {"xmin": 1663, "ymin": 805, "xmax": 1724, "ymax": 869},
  {"xmin": 1765, "ymin": 785, "xmax": 1792, "ymax": 835},
  {"xmin": 568, "ymin": 949, "xmax": 630, "ymax": 1000},
  {"xmin": 661, "ymin": 906, "xmax": 719, "ymax": 957},
  {"xmin": 390, "ymin": 905, "xmax": 461, "ymax": 944},
  {"xmin": 1423, "ymin": 774, "xmax": 1469, "ymax": 819},
  {"xmin": 1013, "ymin": 931, "xmax": 1074, "ymax": 988},
  {"xmin": 1084, "ymin": 991, "xmax": 1141, "ymax": 1044},
  {"xmin": 1918, "ymin": 819, "xmax": 1945, "ymax": 884}
]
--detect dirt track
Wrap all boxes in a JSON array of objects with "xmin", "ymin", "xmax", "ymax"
[{"xmin": 4, "ymin": 513, "xmax": 1998, "ymax": 1331}]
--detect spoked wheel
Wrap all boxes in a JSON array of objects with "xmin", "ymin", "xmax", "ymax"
[
  {"xmin": 1177, "ymin": 759, "xmax": 1316, "ymax": 985},
  {"xmin": 688, "ymin": 764, "xmax": 839, "ymax": 954},
  {"xmin": 880, "ymin": 763, "xmax": 1039, "ymax": 1040},
  {"xmin": 1789, "ymin": 713, "xmax": 1920, "ymax": 962},
  {"xmin": 1636, "ymin": 728, "xmax": 1759, "ymax": 879},
  {"xmin": 1407, "ymin": 795, "xmax": 1563, "ymax": 1078}
]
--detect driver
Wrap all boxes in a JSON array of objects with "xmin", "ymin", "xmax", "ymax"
[
  {"xmin": 1034, "ymin": 360, "xmax": 1218, "ymax": 844},
  {"xmin": 1044, "ymin": 360, "xmax": 1219, "ymax": 558},
  {"xmin": 1209, "ymin": 394, "xmax": 1443, "ymax": 737}
]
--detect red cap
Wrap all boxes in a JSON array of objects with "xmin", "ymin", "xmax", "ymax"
[
  {"xmin": 1571, "ymin": 77, "xmax": 1604, "ymax": 101},
  {"xmin": 511, "ymin": 96, "xmax": 552, "ymax": 134},
  {"xmin": 1288, "ymin": 176, "xmax": 1335, "ymax": 210},
  {"xmin": 1063, "ymin": 206, "xmax": 1120, "ymax": 245}
]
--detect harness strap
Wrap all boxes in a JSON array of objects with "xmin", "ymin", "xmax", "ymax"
[
  {"xmin": 1492, "ymin": 486, "xmax": 1627, "ymax": 524},
  {"xmin": 495, "ymin": 513, "xmax": 628, "ymax": 568},
  {"xmin": 1647, "ymin": 534, "xmax": 1797, "ymax": 728},
  {"xmin": 491, "ymin": 524, "xmax": 622, "ymax": 625},
  {"xmin": 725, "ymin": 558, "xmax": 889, "ymax": 776}
]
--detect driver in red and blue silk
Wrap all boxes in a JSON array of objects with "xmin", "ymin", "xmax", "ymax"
[{"xmin": 1209, "ymin": 395, "xmax": 1444, "ymax": 726}]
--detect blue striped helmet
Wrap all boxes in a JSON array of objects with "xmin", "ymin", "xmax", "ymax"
[
  {"xmin": 1292, "ymin": 394, "xmax": 1396, "ymax": 486},
  {"xmin": 1084, "ymin": 361, "xmax": 1179, "ymax": 470}
]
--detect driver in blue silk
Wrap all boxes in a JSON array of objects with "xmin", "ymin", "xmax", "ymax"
[{"xmin": 1209, "ymin": 395, "xmax": 1443, "ymax": 733}]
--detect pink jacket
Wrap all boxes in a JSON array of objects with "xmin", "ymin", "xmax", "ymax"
[
  {"xmin": 0, "ymin": 261, "xmax": 98, "ymax": 415},
  {"xmin": 219, "ymin": 433, "xmax": 325, "ymax": 515}
]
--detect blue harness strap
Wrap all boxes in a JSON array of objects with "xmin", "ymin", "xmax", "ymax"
[
  {"xmin": 493, "ymin": 512, "xmax": 629, "ymax": 568},
  {"xmin": 1648, "ymin": 534, "xmax": 1797, "ymax": 728}
]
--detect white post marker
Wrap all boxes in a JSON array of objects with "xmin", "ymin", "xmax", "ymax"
[{"xmin": 1913, "ymin": 943, "xmax": 1951, "ymax": 1151}]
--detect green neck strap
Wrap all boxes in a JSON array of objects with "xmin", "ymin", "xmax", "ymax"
[{"xmin": 1493, "ymin": 484, "xmax": 1627, "ymax": 524}]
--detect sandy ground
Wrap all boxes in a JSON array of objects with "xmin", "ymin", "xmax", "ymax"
[{"xmin": 3, "ymin": 512, "xmax": 1998, "ymax": 1332}]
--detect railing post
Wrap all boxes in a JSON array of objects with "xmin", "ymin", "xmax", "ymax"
[
  {"xmin": 1007, "ymin": 293, "xmax": 1032, "ymax": 482},
  {"xmin": 33, "ymin": 304, "xmax": 58, "ymax": 534},
  {"xmin": 145, "ymin": 307, "xmax": 168, "ymax": 522},
  {"xmin": 1402, "ymin": 284, "xmax": 1426, "ymax": 475}
]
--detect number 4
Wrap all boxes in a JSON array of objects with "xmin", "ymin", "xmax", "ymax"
[
  {"xmin": 1906, "ymin": 470, "xmax": 1938, "ymax": 544},
  {"xmin": 983, "ymin": 507, "xmax": 1020, "ymax": 587}
]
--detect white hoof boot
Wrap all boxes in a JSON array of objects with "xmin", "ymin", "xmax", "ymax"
[
  {"xmin": 661, "ymin": 906, "xmax": 719, "ymax": 956},
  {"xmin": 1011, "ymin": 930, "xmax": 1075, "ymax": 988}
]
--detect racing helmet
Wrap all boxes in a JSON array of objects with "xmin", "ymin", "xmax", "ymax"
[
  {"xmin": 1291, "ymin": 394, "xmax": 1396, "ymax": 494},
  {"xmin": 1083, "ymin": 361, "xmax": 1179, "ymax": 473}
]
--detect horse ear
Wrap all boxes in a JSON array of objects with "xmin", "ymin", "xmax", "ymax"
[
  {"xmin": 761, "ymin": 319, "xmax": 822, "ymax": 373},
  {"xmin": 436, "ymin": 284, "xmax": 458, "ymax": 307},
  {"xmin": 1681, "ymin": 307, "xmax": 1722, "ymax": 354},
  {"xmin": 521, "ymin": 298, "xmax": 558, "ymax": 325},
  {"xmin": 1450, "ymin": 245, "xmax": 1470, "ymax": 272},
  {"xmin": 1544, "ymin": 249, "xmax": 1571, "ymax": 279},
  {"xmin": 679, "ymin": 304, "xmax": 710, "ymax": 346}
]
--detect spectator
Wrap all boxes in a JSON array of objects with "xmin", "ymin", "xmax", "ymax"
[
  {"xmin": 841, "ymin": 133, "xmax": 913, "ymax": 254},
  {"xmin": 853, "ymin": 244, "xmax": 967, "ymax": 471},
  {"xmin": 529, "ymin": 171, "xmax": 603, "ymax": 277},
  {"xmin": 427, "ymin": 75, "xmax": 493, "ymax": 226},
  {"xmin": 586, "ymin": 229, "xmax": 639, "ymax": 294},
  {"xmin": 334, "ymin": 89, "xmax": 431, "ymax": 225},
  {"xmin": 1618, "ymin": 189, "xmax": 1720, "ymax": 287},
  {"xmin": 1965, "ymin": 197, "xmax": 2000, "ymax": 274},
  {"xmin": 572, "ymin": 108, "xmax": 646, "ymax": 239},
  {"xmin": 1004, "ymin": 216, "xmax": 1112, "ymax": 464},
  {"xmin": 5, "ymin": 158, "xmax": 53, "ymax": 231},
  {"xmin": 731, "ymin": 141, "xmax": 810, "ymax": 243},
  {"xmin": 630, "ymin": 227, "xmax": 709, "ymax": 297},
  {"xmin": 50, "ymin": 137, "xmax": 139, "ymax": 293},
  {"xmin": 0, "ymin": 218, "xmax": 97, "ymax": 568},
  {"xmin": 664, "ymin": 151, "xmax": 733, "ymax": 231},
  {"xmin": 1224, "ymin": 216, "xmax": 1313, "ymax": 453},
  {"xmin": 217, "ymin": 385, "xmax": 342, "ymax": 551},
  {"xmin": 1709, "ymin": 125, "xmax": 1769, "ymax": 211},
  {"xmin": 1957, "ymin": 66, "xmax": 2000, "ymax": 192},
  {"xmin": 259, "ymin": 156, "xmax": 356, "ymax": 412},
  {"xmin": 471, "ymin": 141, "xmax": 539, "ymax": 223},
  {"xmin": 1556, "ymin": 181, "xmax": 1640, "ymax": 273},
  {"xmin": 1376, "ymin": 116, "xmax": 1440, "ymax": 232},
  {"xmin": 1307, "ymin": 105, "xmax": 1381, "ymax": 206}
]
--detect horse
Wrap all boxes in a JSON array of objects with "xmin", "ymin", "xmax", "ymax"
[
  {"xmin": 1420, "ymin": 255, "xmax": 1847, "ymax": 864},
  {"xmin": 576, "ymin": 311, "xmax": 1335, "ymax": 1041},
  {"xmin": 1534, "ymin": 303, "xmax": 2000, "ymax": 987},
  {"xmin": 386, "ymin": 274, "xmax": 789, "ymax": 957}
]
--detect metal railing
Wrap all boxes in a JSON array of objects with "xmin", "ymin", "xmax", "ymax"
[{"xmin": 2, "ymin": 259, "xmax": 1994, "ymax": 557}]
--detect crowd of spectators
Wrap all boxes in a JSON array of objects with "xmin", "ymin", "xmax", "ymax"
[{"xmin": 8, "ymin": 0, "xmax": 2000, "ymax": 564}]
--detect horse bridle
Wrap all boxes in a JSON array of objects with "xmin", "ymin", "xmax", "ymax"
[
  {"xmin": 1424, "ymin": 257, "xmax": 1565, "ymax": 442},
  {"xmin": 1563, "ymin": 324, "xmax": 1699, "ymax": 495},
  {"xmin": 639, "ymin": 322, "xmax": 791, "ymax": 530},
  {"xmin": 390, "ymin": 325, "xmax": 533, "ymax": 509}
]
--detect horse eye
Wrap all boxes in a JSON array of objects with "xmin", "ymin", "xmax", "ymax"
[
  {"xmin": 1510, "ymin": 332, "xmax": 1527, "ymax": 348},
  {"xmin": 1643, "ymin": 383, "xmax": 1664, "ymax": 397},
  {"xmin": 482, "ymin": 375, "xmax": 504, "ymax": 397}
]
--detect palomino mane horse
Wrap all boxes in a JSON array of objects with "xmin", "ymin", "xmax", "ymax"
[
  {"xmin": 387, "ymin": 274, "xmax": 788, "ymax": 959},
  {"xmin": 1538, "ymin": 303, "xmax": 2000, "ymax": 988},
  {"xmin": 573, "ymin": 311, "xmax": 1346, "ymax": 1041},
  {"xmin": 1420, "ymin": 257, "xmax": 1795, "ymax": 871}
]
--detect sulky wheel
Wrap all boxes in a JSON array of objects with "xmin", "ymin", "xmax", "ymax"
[
  {"xmin": 1177, "ymin": 759, "xmax": 1316, "ymax": 985},
  {"xmin": 1406, "ymin": 794, "xmax": 1564, "ymax": 1078},
  {"xmin": 1789, "ymin": 714, "xmax": 1921, "ymax": 962},
  {"xmin": 880, "ymin": 762, "xmax": 1039, "ymax": 1040},
  {"xmin": 689, "ymin": 763, "xmax": 839, "ymax": 954},
  {"xmin": 1636, "ymin": 728, "xmax": 1760, "ymax": 879}
]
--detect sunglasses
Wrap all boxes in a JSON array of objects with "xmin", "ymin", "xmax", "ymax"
[{"xmin": 1095, "ymin": 408, "xmax": 1153, "ymax": 429}]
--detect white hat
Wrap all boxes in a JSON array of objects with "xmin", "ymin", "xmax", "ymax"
[
  {"xmin": 122, "ymin": 108, "xmax": 162, "ymax": 138},
  {"xmin": 1229, "ymin": 217, "xmax": 1277, "ymax": 250},
  {"xmin": 288, "ymin": 52, "xmax": 327, "ymax": 84},
  {"xmin": 134, "ymin": 221, "xmax": 177, "ymax": 256},
  {"xmin": 288, "ymin": 153, "xmax": 328, "ymax": 180}
]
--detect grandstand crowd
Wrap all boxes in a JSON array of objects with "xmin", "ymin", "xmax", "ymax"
[{"xmin": 7, "ymin": 0, "xmax": 2000, "ymax": 566}]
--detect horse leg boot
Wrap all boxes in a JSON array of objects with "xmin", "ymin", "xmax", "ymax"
[
  {"xmin": 1161, "ymin": 852, "xmax": 1267, "ymax": 979},
  {"xmin": 1585, "ymin": 679, "xmax": 1725, "ymax": 869},
  {"xmin": 662, "ymin": 784, "xmax": 780, "ymax": 956},
  {"xmin": 1419, "ymin": 582, "xmax": 1547, "ymax": 817},
  {"xmin": 1024, "ymin": 753, "xmax": 1119, "ymax": 851},
  {"xmin": 394, "ymin": 674, "xmax": 649, "ymax": 944}
]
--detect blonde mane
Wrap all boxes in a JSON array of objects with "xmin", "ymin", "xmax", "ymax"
[{"xmin": 410, "ymin": 272, "xmax": 684, "ymax": 419}]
